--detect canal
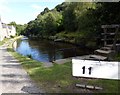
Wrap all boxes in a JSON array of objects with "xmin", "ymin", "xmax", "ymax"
[{"xmin": 13, "ymin": 38, "xmax": 92, "ymax": 62}]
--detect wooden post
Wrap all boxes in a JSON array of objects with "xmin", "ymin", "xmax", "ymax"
[
  {"xmin": 103, "ymin": 28, "xmax": 107, "ymax": 46},
  {"xmin": 53, "ymin": 41, "xmax": 56, "ymax": 61},
  {"xmin": 113, "ymin": 27, "xmax": 119, "ymax": 52},
  {"xmin": 101, "ymin": 24, "xmax": 120, "ymax": 51}
]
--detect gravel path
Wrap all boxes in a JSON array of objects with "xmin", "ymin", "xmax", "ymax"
[{"xmin": 0, "ymin": 45, "xmax": 44, "ymax": 94}]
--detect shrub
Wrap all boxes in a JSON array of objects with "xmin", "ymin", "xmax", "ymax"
[{"xmin": 27, "ymin": 54, "xmax": 32, "ymax": 59}]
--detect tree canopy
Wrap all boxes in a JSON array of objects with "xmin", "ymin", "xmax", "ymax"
[{"xmin": 14, "ymin": 2, "xmax": 120, "ymax": 48}]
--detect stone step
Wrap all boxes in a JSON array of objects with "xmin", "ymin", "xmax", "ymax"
[
  {"xmin": 89, "ymin": 55, "xmax": 107, "ymax": 61},
  {"xmin": 106, "ymin": 44, "xmax": 120, "ymax": 47},
  {"xmin": 94, "ymin": 49, "xmax": 112, "ymax": 57},
  {"xmin": 53, "ymin": 58, "xmax": 71, "ymax": 64},
  {"xmin": 100, "ymin": 47, "xmax": 112, "ymax": 51},
  {"xmin": 76, "ymin": 84, "xmax": 103, "ymax": 90},
  {"xmin": 101, "ymin": 38, "xmax": 120, "ymax": 41},
  {"xmin": 101, "ymin": 32, "xmax": 115, "ymax": 35},
  {"xmin": 95, "ymin": 49, "xmax": 112, "ymax": 54},
  {"xmin": 101, "ymin": 39, "xmax": 114, "ymax": 41}
]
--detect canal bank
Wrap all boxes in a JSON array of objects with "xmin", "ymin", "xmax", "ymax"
[{"xmin": 6, "ymin": 36, "xmax": 119, "ymax": 93}]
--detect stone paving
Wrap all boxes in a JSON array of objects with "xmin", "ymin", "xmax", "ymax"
[
  {"xmin": 0, "ymin": 45, "xmax": 44, "ymax": 94},
  {"xmin": 53, "ymin": 58, "xmax": 72, "ymax": 64}
]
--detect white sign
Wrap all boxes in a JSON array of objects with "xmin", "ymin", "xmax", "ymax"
[{"xmin": 72, "ymin": 59, "xmax": 120, "ymax": 80}]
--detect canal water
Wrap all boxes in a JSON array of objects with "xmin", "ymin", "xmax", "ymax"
[{"xmin": 13, "ymin": 38, "xmax": 91, "ymax": 62}]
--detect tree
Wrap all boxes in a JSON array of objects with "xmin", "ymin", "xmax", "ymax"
[
  {"xmin": 63, "ymin": 2, "xmax": 77, "ymax": 32},
  {"xmin": 44, "ymin": 13, "xmax": 57, "ymax": 36},
  {"xmin": 41, "ymin": 7, "xmax": 49, "ymax": 15}
]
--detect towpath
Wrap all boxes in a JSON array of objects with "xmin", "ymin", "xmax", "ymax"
[{"xmin": 0, "ymin": 43, "xmax": 44, "ymax": 94}]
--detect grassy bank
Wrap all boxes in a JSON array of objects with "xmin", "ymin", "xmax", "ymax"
[
  {"xmin": 0, "ymin": 38, "xmax": 10, "ymax": 46},
  {"xmin": 6, "ymin": 37, "xmax": 119, "ymax": 93},
  {"xmin": 114, "ymin": 53, "xmax": 120, "ymax": 61}
]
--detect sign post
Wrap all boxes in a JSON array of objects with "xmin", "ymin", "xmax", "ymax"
[{"xmin": 72, "ymin": 59, "xmax": 119, "ymax": 80}]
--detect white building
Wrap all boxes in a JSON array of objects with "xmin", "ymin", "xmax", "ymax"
[{"xmin": 0, "ymin": 18, "xmax": 16, "ymax": 41}]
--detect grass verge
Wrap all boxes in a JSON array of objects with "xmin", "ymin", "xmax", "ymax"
[
  {"xmin": 0, "ymin": 38, "xmax": 10, "ymax": 46},
  {"xmin": 114, "ymin": 53, "xmax": 120, "ymax": 61},
  {"xmin": 6, "ymin": 37, "xmax": 120, "ymax": 93}
]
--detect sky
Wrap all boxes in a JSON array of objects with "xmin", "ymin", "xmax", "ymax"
[{"xmin": 0, "ymin": 0, "xmax": 64, "ymax": 25}]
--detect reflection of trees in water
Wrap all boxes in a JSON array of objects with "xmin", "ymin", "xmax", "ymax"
[
  {"xmin": 16, "ymin": 39, "xmax": 91, "ymax": 62},
  {"xmin": 28, "ymin": 39, "xmax": 76, "ymax": 61},
  {"xmin": 28, "ymin": 39, "xmax": 54, "ymax": 53},
  {"xmin": 28, "ymin": 39, "xmax": 90, "ymax": 60},
  {"xmin": 28, "ymin": 39, "xmax": 56, "ymax": 61},
  {"xmin": 63, "ymin": 48, "xmax": 89, "ymax": 57}
]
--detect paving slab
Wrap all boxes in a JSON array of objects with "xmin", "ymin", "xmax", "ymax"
[
  {"xmin": 54, "ymin": 58, "xmax": 72, "ymax": 64},
  {"xmin": 42, "ymin": 62, "xmax": 53, "ymax": 67}
]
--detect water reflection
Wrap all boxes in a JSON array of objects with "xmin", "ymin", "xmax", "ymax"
[{"xmin": 14, "ymin": 38, "xmax": 91, "ymax": 62}]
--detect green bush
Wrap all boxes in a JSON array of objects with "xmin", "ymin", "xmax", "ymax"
[
  {"xmin": 10, "ymin": 35, "xmax": 14, "ymax": 38},
  {"xmin": 27, "ymin": 54, "xmax": 32, "ymax": 59}
]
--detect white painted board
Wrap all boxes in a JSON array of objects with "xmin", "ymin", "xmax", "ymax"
[{"xmin": 72, "ymin": 59, "xmax": 120, "ymax": 80}]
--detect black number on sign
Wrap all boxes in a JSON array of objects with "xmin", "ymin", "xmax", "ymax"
[
  {"xmin": 88, "ymin": 67, "xmax": 92, "ymax": 75},
  {"xmin": 82, "ymin": 66, "xmax": 85, "ymax": 74},
  {"xmin": 82, "ymin": 66, "xmax": 92, "ymax": 75}
]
